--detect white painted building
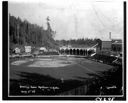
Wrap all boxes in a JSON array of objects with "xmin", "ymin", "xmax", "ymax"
[
  {"xmin": 14, "ymin": 47, "xmax": 20, "ymax": 54},
  {"xmin": 40, "ymin": 47, "xmax": 47, "ymax": 52},
  {"xmin": 25, "ymin": 46, "xmax": 31, "ymax": 53}
]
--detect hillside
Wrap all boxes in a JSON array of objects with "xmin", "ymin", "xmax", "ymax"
[{"xmin": 9, "ymin": 14, "xmax": 58, "ymax": 50}]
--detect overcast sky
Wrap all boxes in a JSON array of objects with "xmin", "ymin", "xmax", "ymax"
[{"xmin": 8, "ymin": 0, "xmax": 123, "ymax": 40}]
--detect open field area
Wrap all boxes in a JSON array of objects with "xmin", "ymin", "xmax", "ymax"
[{"xmin": 9, "ymin": 56, "xmax": 122, "ymax": 96}]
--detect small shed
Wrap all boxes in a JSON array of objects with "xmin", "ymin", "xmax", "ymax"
[
  {"xmin": 39, "ymin": 47, "xmax": 47, "ymax": 52},
  {"xmin": 14, "ymin": 47, "xmax": 21, "ymax": 54}
]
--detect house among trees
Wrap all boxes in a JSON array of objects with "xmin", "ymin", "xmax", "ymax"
[
  {"xmin": 39, "ymin": 47, "xmax": 47, "ymax": 53},
  {"xmin": 9, "ymin": 15, "xmax": 57, "ymax": 53},
  {"xmin": 14, "ymin": 47, "xmax": 20, "ymax": 54}
]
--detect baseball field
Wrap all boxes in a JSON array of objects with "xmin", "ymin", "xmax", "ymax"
[{"xmin": 9, "ymin": 56, "xmax": 122, "ymax": 95}]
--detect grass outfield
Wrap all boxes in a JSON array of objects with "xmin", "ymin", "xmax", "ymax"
[{"xmin": 9, "ymin": 56, "xmax": 122, "ymax": 95}]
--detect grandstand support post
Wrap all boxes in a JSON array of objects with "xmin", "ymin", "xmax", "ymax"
[
  {"xmin": 84, "ymin": 50, "xmax": 85, "ymax": 56},
  {"xmin": 64, "ymin": 49, "xmax": 65, "ymax": 55},
  {"xmin": 87, "ymin": 49, "xmax": 88, "ymax": 56}
]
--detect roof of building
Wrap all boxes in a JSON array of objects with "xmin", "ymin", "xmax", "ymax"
[
  {"xmin": 40, "ymin": 47, "xmax": 47, "ymax": 50},
  {"xmin": 101, "ymin": 38, "xmax": 112, "ymax": 41},
  {"xmin": 112, "ymin": 39, "xmax": 122, "ymax": 44}
]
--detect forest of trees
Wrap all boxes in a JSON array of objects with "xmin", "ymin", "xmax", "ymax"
[
  {"xmin": 9, "ymin": 14, "xmax": 102, "ymax": 51},
  {"xmin": 9, "ymin": 14, "xmax": 57, "ymax": 49}
]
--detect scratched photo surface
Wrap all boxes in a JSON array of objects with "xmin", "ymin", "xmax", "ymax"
[{"xmin": 8, "ymin": 0, "xmax": 124, "ymax": 97}]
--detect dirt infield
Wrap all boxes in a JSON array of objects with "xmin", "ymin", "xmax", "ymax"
[
  {"xmin": 10, "ymin": 56, "xmax": 113, "ymax": 80},
  {"xmin": 11, "ymin": 60, "xmax": 29, "ymax": 65}
]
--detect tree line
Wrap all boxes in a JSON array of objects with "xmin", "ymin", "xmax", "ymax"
[
  {"xmin": 56, "ymin": 38, "xmax": 102, "ymax": 48},
  {"xmin": 9, "ymin": 14, "xmax": 102, "ymax": 50},
  {"xmin": 9, "ymin": 14, "xmax": 56, "ymax": 49}
]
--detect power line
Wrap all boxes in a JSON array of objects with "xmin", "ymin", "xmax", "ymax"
[
  {"xmin": 74, "ymin": 14, "xmax": 78, "ymax": 38},
  {"xmin": 91, "ymin": 4, "xmax": 106, "ymax": 28}
]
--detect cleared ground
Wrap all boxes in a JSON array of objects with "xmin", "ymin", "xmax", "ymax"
[
  {"xmin": 10, "ymin": 56, "xmax": 113, "ymax": 80},
  {"xmin": 9, "ymin": 56, "xmax": 121, "ymax": 95}
]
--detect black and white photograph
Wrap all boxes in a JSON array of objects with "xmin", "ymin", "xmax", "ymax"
[{"xmin": 2, "ymin": 0, "xmax": 126, "ymax": 101}]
